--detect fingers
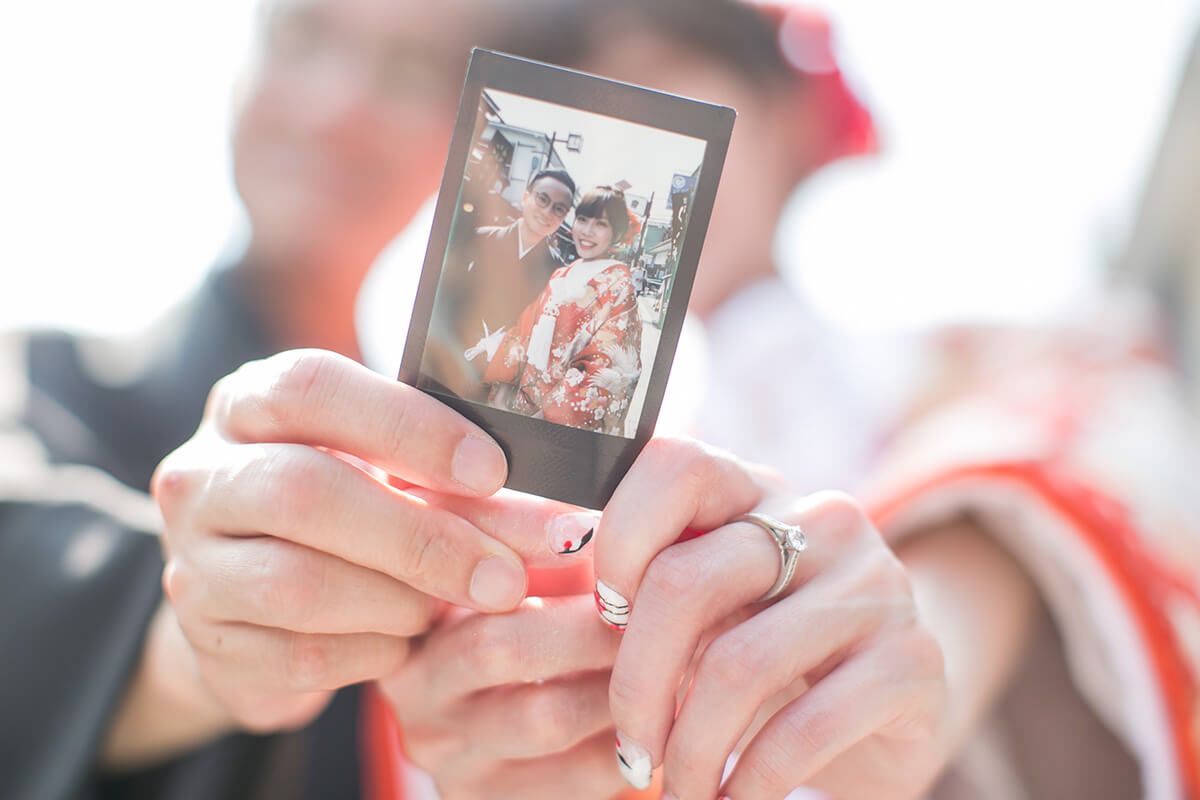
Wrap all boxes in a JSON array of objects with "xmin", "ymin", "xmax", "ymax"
[
  {"xmin": 158, "ymin": 442, "xmax": 526, "ymax": 612},
  {"xmin": 380, "ymin": 595, "xmax": 625, "ymax": 795},
  {"xmin": 462, "ymin": 671, "xmax": 613, "ymax": 760},
  {"xmin": 394, "ymin": 595, "xmax": 620, "ymax": 709},
  {"xmin": 409, "ymin": 487, "xmax": 603, "ymax": 569},
  {"xmin": 659, "ymin": 544, "xmax": 914, "ymax": 799},
  {"xmin": 180, "ymin": 617, "xmax": 409, "ymax": 731},
  {"xmin": 720, "ymin": 631, "xmax": 945, "ymax": 800},
  {"xmin": 593, "ymin": 437, "xmax": 779, "ymax": 629},
  {"xmin": 206, "ymin": 350, "xmax": 507, "ymax": 496},
  {"xmin": 605, "ymin": 492, "xmax": 895, "ymax": 792},
  {"xmin": 165, "ymin": 536, "xmax": 438, "ymax": 637},
  {"xmin": 434, "ymin": 730, "xmax": 630, "ymax": 800},
  {"xmin": 606, "ymin": 520, "xmax": 782, "ymax": 787}
]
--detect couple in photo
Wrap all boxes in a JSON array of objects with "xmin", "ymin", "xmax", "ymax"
[{"xmin": 437, "ymin": 168, "xmax": 644, "ymax": 435}]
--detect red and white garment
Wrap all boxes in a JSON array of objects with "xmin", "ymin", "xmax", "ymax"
[{"xmin": 483, "ymin": 257, "xmax": 642, "ymax": 436}]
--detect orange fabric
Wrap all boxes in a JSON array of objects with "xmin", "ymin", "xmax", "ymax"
[
  {"xmin": 869, "ymin": 461, "xmax": 1200, "ymax": 800},
  {"xmin": 361, "ymin": 685, "xmax": 407, "ymax": 800}
]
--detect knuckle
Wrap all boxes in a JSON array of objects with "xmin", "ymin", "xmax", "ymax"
[
  {"xmin": 464, "ymin": 621, "xmax": 522, "ymax": 679},
  {"xmin": 641, "ymin": 548, "xmax": 706, "ymax": 609},
  {"xmin": 391, "ymin": 511, "xmax": 451, "ymax": 585},
  {"xmin": 263, "ymin": 351, "xmax": 327, "ymax": 428},
  {"xmin": 842, "ymin": 545, "xmax": 917, "ymax": 629},
  {"xmin": 902, "ymin": 623, "xmax": 947, "ymax": 682},
  {"xmin": 151, "ymin": 459, "xmax": 192, "ymax": 510},
  {"xmin": 777, "ymin": 705, "xmax": 832, "ymax": 758},
  {"xmin": 153, "ymin": 459, "xmax": 210, "ymax": 530},
  {"xmin": 663, "ymin": 736, "xmax": 707, "ymax": 790},
  {"xmin": 253, "ymin": 545, "xmax": 324, "ymax": 628},
  {"xmin": 284, "ymin": 633, "xmax": 334, "ymax": 690},
  {"xmin": 745, "ymin": 740, "xmax": 800, "ymax": 794},
  {"xmin": 641, "ymin": 436, "xmax": 711, "ymax": 478},
  {"xmin": 700, "ymin": 630, "xmax": 766, "ymax": 692},
  {"xmin": 676, "ymin": 440, "xmax": 722, "ymax": 487},
  {"xmin": 161, "ymin": 558, "xmax": 197, "ymax": 610},
  {"xmin": 204, "ymin": 372, "xmax": 238, "ymax": 423},
  {"xmin": 259, "ymin": 448, "xmax": 329, "ymax": 527},
  {"xmin": 810, "ymin": 490, "xmax": 870, "ymax": 536},
  {"xmin": 238, "ymin": 350, "xmax": 335, "ymax": 438}
]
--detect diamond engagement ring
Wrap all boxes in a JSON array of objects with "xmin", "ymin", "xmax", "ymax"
[{"xmin": 737, "ymin": 512, "xmax": 807, "ymax": 602}]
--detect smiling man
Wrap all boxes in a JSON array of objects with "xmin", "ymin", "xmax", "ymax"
[{"xmin": 423, "ymin": 168, "xmax": 577, "ymax": 400}]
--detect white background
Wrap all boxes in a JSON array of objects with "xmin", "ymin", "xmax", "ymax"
[{"xmin": 3, "ymin": 0, "xmax": 1198, "ymax": 335}]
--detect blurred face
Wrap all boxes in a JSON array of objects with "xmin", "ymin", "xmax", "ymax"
[
  {"xmin": 233, "ymin": 0, "xmax": 481, "ymax": 268},
  {"xmin": 520, "ymin": 177, "xmax": 573, "ymax": 240},
  {"xmin": 583, "ymin": 32, "xmax": 808, "ymax": 315},
  {"xmin": 572, "ymin": 213, "xmax": 616, "ymax": 259}
]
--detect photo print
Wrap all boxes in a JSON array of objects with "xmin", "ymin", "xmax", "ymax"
[{"xmin": 401, "ymin": 50, "xmax": 734, "ymax": 507}]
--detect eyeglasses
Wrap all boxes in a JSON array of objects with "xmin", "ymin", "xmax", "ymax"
[{"xmin": 532, "ymin": 191, "xmax": 572, "ymax": 219}]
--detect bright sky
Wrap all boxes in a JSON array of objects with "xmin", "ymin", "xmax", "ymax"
[
  {"xmin": 486, "ymin": 88, "xmax": 707, "ymax": 221},
  {"xmin": 3, "ymin": 1, "xmax": 1198, "ymax": 335}
]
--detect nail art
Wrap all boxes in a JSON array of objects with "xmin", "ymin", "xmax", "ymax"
[
  {"xmin": 547, "ymin": 512, "xmax": 599, "ymax": 556},
  {"xmin": 594, "ymin": 579, "xmax": 630, "ymax": 630},
  {"xmin": 615, "ymin": 731, "xmax": 652, "ymax": 790}
]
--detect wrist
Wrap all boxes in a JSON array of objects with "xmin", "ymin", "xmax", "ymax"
[{"xmin": 100, "ymin": 600, "xmax": 236, "ymax": 771}]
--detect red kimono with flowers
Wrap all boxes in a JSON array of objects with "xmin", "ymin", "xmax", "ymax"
[{"xmin": 483, "ymin": 258, "xmax": 642, "ymax": 435}]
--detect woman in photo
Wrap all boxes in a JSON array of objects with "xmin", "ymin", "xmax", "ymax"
[{"xmin": 484, "ymin": 185, "xmax": 643, "ymax": 434}]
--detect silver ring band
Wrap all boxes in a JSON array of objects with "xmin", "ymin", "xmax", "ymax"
[{"xmin": 736, "ymin": 512, "xmax": 807, "ymax": 602}]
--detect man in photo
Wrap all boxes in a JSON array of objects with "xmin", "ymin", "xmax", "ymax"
[{"xmin": 424, "ymin": 168, "xmax": 577, "ymax": 400}]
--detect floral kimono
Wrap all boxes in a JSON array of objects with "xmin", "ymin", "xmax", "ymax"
[{"xmin": 483, "ymin": 258, "xmax": 642, "ymax": 435}]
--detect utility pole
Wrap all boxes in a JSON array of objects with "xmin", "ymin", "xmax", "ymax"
[{"xmin": 633, "ymin": 191, "xmax": 654, "ymax": 263}]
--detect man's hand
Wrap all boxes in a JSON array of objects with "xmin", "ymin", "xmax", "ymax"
[{"xmin": 153, "ymin": 350, "xmax": 527, "ymax": 733}]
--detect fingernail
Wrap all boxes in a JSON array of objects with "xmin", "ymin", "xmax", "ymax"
[
  {"xmin": 469, "ymin": 556, "xmax": 525, "ymax": 611},
  {"xmin": 548, "ymin": 512, "xmax": 600, "ymax": 557},
  {"xmin": 594, "ymin": 579, "xmax": 630, "ymax": 630},
  {"xmin": 615, "ymin": 731, "xmax": 652, "ymax": 790},
  {"xmin": 662, "ymin": 793, "xmax": 679, "ymax": 800},
  {"xmin": 452, "ymin": 436, "xmax": 506, "ymax": 494}
]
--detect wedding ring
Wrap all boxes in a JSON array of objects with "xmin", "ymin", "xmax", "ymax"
[{"xmin": 737, "ymin": 512, "xmax": 807, "ymax": 602}]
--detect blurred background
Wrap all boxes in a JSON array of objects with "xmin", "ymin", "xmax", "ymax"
[{"xmin": 3, "ymin": 0, "xmax": 1198, "ymax": 340}]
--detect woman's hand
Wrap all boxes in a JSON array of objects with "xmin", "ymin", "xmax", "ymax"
[
  {"xmin": 593, "ymin": 438, "xmax": 952, "ymax": 800},
  {"xmin": 377, "ymin": 594, "xmax": 630, "ymax": 800},
  {"xmin": 152, "ymin": 350, "xmax": 540, "ymax": 735}
]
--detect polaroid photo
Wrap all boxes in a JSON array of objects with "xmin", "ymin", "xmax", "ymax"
[{"xmin": 400, "ymin": 48, "xmax": 735, "ymax": 509}]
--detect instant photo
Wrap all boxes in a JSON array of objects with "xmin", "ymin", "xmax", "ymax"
[{"xmin": 400, "ymin": 49, "xmax": 734, "ymax": 508}]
